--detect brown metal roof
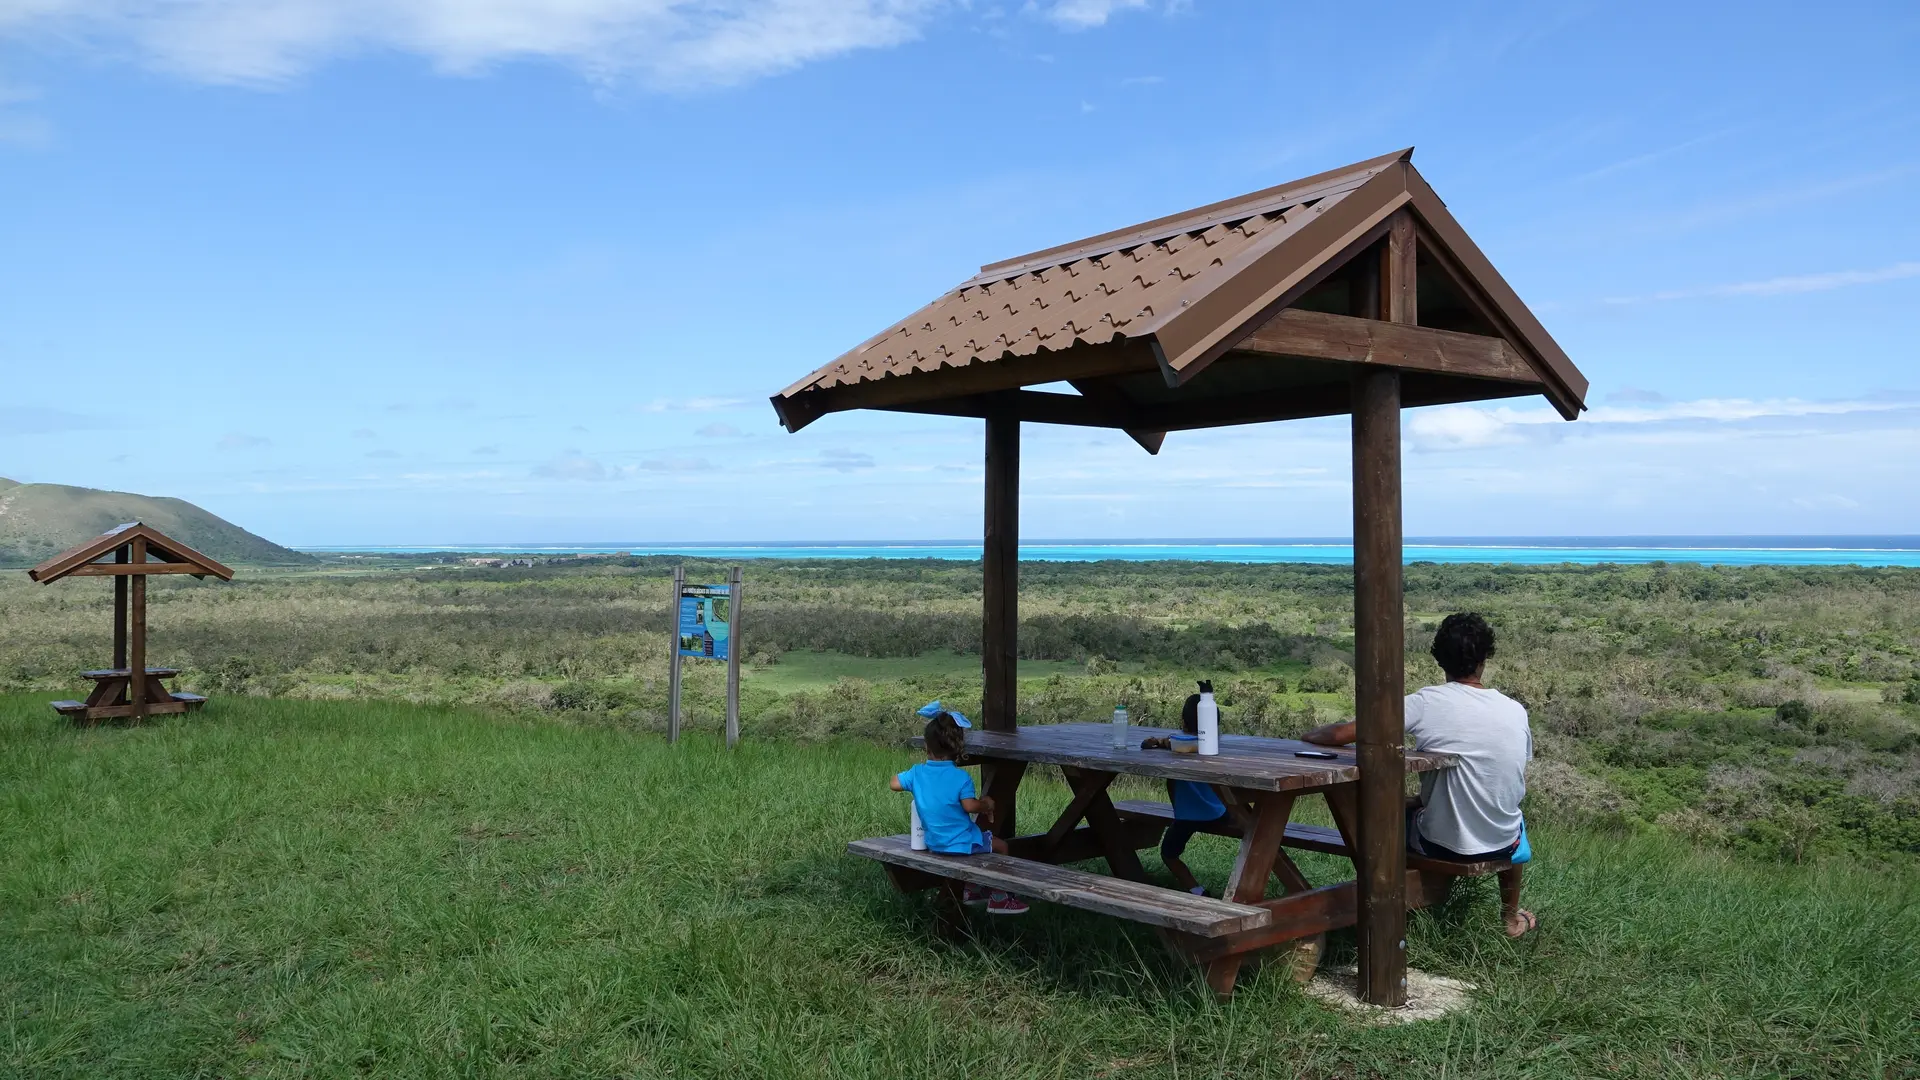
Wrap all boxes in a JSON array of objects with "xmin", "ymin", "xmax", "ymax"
[
  {"xmin": 773, "ymin": 148, "xmax": 1587, "ymax": 440},
  {"xmin": 29, "ymin": 522, "xmax": 236, "ymax": 583}
]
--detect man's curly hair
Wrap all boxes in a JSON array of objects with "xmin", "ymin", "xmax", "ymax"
[{"xmin": 1431, "ymin": 612, "xmax": 1496, "ymax": 679}]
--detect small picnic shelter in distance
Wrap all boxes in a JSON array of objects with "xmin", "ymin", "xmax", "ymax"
[
  {"xmin": 29, "ymin": 522, "xmax": 233, "ymax": 725},
  {"xmin": 771, "ymin": 148, "xmax": 1588, "ymax": 1005}
]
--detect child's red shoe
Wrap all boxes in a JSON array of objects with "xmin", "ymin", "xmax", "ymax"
[
  {"xmin": 987, "ymin": 891, "xmax": 1029, "ymax": 916},
  {"xmin": 962, "ymin": 884, "xmax": 989, "ymax": 906}
]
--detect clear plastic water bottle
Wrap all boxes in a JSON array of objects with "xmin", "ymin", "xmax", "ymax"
[
  {"xmin": 909, "ymin": 801, "xmax": 926, "ymax": 850},
  {"xmin": 1110, "ymin": 705, "xmax": 1130, "ymax": 750}
]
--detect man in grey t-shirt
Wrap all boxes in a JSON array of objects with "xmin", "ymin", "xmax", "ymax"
[{"xmin": 1303, "ymin": 612, "xmax": 1536, "ymax": 938}]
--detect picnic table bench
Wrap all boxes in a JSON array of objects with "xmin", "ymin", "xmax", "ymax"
[
  {"xmin": 851, "ymin": 722, "xmax": 1493, "ymax": 996},
  {"xmin": 51, "ymin": 667, "xmax": 206, "ymax": 721}
]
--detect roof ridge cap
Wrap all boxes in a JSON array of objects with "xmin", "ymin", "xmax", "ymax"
[{"xmin": 967, "ymin": 148, "xmax": 1412, "ymax": 288}]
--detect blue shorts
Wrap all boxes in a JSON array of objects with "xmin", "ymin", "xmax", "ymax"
[{"xmin": 1160, "ymin": 812, "xmax": 1225, "ymax": 861}]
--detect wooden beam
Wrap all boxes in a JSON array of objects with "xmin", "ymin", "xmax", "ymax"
[
  {"xmin": 66, "ymin": 562, "xmax": 211, "ymax": 576},
  {"xmin": 1386, "ymin": 209, "xmax": 1416, "ymax": 324},
  {"xmin": 1069, "ymin": 378, "xmax": 1165, "ymax": 454},
  {"xmin": 112, "ymin": 547, "xmax": 128, "ymax": 671},
  {"xmin": 982, "ymin": 393, "xmax": 1019, "ymax": 738},
  {"xmin": 1239, "ymin": 309, "xmax": 1537, "ymax": 384},
  {"xmin": 128, "ymin": 537, "xmax": 147, "ymax": 719},
  {"xmin": 1351, "ymin": 378, "xmax": 1407, "ymax": 1007}
]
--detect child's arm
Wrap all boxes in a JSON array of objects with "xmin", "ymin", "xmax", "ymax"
[
  {"xmin": 889, "ymin": 775, "xmax": 906, "ymax": 792},
  {"xmin": 960, "ymin": 795, "xmax": 995, "ymax": 830}
]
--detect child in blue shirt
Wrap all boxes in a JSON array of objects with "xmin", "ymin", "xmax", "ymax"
[
  {"xmin": 890, "ymin": 704, "xmax": 1028, "ymax": 915},
  {"xmin": 1162, "ymin": 693, "xmax": 1231, "ymax": 896}
]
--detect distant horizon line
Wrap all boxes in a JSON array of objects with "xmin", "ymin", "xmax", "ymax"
[{"xmin": 301, "ymin": 535, "xmax": 1920, "ymax": 552}]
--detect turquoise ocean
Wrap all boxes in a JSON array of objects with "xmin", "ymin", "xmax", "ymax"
[{"xmin": 308, "ymin": 537, "xmax": 1920, "ymax": 568}]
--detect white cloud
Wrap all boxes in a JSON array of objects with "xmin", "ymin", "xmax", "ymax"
[
  {"xmin": 216, "ymin": 432, "xmax": 272, "ymax": 450},
  {"xmin": 532, "ymin": 452, "xmax": 609, "ymax": 480},
  {"xmin": 1604, "ymin": 261, "xmax": 1920, "ymax": 306},
  {"xmin": 1409, "ymin": 395, "xmax": 1919, "ymax": 453},
  {"xmin": 695, "ymin": 422, "xmax": 744, "ymax": 437},
  {"xmin": 0, "ymin": 0, "xmax": 949, "ymax": 89},
  {"xmin": 1405, "ymin": 406, "xmax": 1521, "ymax": 450},
  {"xmin": 1041, "ymin": 0, "xmax": 1150, "ymax": 29}
]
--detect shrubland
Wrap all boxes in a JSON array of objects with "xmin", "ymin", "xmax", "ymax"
[{"xmin": 1, "ymin": 556, "xmax": 1915, "ymax": 862}]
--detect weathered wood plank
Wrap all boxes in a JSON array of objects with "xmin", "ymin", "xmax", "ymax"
[
  {"xmin": 931, "ymin": 724, "xmax": 1453, "ymax": 793},
  {"xmin": 1241, "ymin": 309, "xmax": 1536, "ymax": 383},
  {"xmin": 848, "ymin": 834, "xmax": 1270, "ymax": 937},
  {"xmin": 65, "ymin": 562, "xmax": 212, "ymax": 576},
  {"xmin": 982, "ymin": 395, "xmax": 1018, "ymax": 735},
  {"xmin": 1063, "ymin": 768, "xmax": 1148, "ymax": 882},
  {"xmin": 81, "ymin": 668, "xmax": 180, "ymax": 680},
  {"xmin": 1352, "ymin": 366, "xmax": 1408, "ymax": 1007},
  {"xmin": 67, "ymin": 699, "xmax": 193, "ymax": 720}
]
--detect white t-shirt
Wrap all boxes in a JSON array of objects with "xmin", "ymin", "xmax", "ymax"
[{"xmin": 1404, "ymin": 681, "xmax": 1531, "ymax": 856}]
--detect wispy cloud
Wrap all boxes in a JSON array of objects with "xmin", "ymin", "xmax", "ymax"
[
  {"xmin": 0, "ymin": 0, "xmax": 952, "ymax": 89},
  {"xmin": 532, "ymin": 452, "xmax": 609, "ymax": 481},
  {"xmin": 0, "ymin": 79, "xmax": 50, "ymax": 148},
  {"xmin": 0, "ymin": 407, "xmax": 112, "ymax": 435},
  {"xmin": 1568, "ymin": 125, "xmax": 1742, "ymax": 184},
  {"xmin": 1603, "ymin": 261, "xmax": 1920, "ymax": 305},
  {"xmin": 640, "ymin": 396, "xmax": 752, "ymax": 413},
  {"xmin": 639, "ymin": 456, "xmax": 715, "ymax": 472},
  {"xmin": 1042, "ymin": 0, "xmax": 1152, "ymax": 29},
  {"xmin": 820, "ymin": 448, "xmax": 875, "ymax": 472},
  {"xmin": 695, "ymin": 422, "xmax": 745, "ymax": 438},
  {"xmin": 216, "ymin": 432, "xmax": 272, "ymax": 451},
  {"xmin": 1410, "ymin": 395, "xmax": 1918, "ymax": 451}
]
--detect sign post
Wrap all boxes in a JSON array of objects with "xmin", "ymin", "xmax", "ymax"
[
  {"xmin": 725, "ymin": 566, "xmax": 742, "ymax": 748},
  {"xmin": 668, "ymin": 565, "xmax": 743, "ymax": 747},
  {"xmin": 667, "ymin": 565, "xmax": 685, "ymax": 744}
]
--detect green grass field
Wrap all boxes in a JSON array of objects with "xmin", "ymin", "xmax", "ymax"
[{"xmin": 1, "ymin": 695, "xmax": 1913, "ymax": 1079}]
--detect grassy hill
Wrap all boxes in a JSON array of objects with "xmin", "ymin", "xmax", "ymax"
[
  {"xmin": 0, "ymin": 694, "xmax": 1911, "ymax": 1078},
  {"xmin": 0, "ymin": 478, "xmax": 314, "ymax": 567}
]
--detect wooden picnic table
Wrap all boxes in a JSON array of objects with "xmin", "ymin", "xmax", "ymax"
[{"xmin": 857, "ymin": 722, "xmax": 1505, "ymax": 997}]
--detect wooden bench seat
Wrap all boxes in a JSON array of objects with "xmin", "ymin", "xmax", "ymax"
[
  {"xmin": 848, "ymin": 834, "xmax": 1272, "ymax": 937},
  {"xmin": 1112, "ymin": 800, "xmax": 1513, "ymax": 877},
  {"xmin": 51, "ymin": 700, "xmax": 89, "ymax": 716}
]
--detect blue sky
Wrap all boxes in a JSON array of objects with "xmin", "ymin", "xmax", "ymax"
[{"xmin": 2, "ymin": 0, "xmax": 1917, "ymax": 545}]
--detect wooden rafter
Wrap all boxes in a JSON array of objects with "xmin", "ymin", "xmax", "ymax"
[{"xmin": 28, "ymin": 522, "xmax": 235, "ymax": 584}]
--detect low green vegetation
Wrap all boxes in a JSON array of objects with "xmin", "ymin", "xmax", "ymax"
[
  {"xmin": 1, "ymin": 694, "xmax": 1912, "ymax": 1079},
  {"xmin": 3, "ymin": 556, "xmax": 1915, "ymax": 864}
]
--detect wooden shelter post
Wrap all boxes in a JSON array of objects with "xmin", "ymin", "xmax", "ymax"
[
  {"xmin": 1352, "ymin": 213, "xmax": 1416, "ymax": 1007},
  {"xmin": 112, "ymin": 547, "xmax": 128, "ymax": 671},
  {"xmin": 128, "ymin": 536, "xmax": 148, "ymax": 715},
  {"xmin": 982, "ymin": 392, "xmax": 1023, "ymax": 836}
]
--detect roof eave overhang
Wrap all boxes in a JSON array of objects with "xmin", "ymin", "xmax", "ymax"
[
  {"xmin": 772, "ymin": 150, "xmax": 1589, "ymax": 432},
  {"xmin": 28, "ymin": 522, "xmax": 237, "ymax": 583}
]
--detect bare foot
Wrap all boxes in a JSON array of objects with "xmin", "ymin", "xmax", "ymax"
[{"xmin": 1504, "ymin": 909, "xmax": 1537, "ymax": 938}]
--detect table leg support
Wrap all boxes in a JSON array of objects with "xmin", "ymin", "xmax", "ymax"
[{"xmin": 1064, "ymin": 768, "xmax": 1147, "ymax": 882}]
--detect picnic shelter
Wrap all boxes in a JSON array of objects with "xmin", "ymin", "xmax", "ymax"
[
  {"xmin": 29, "ymin": 522, "xmax": 233, "ymax": 725},
  {"xmin": 771, "ymin": 148, "xmax": 1588, "ymax": 1004}
]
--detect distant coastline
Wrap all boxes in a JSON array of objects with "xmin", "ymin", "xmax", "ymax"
[{"xmin": 302, "ymin": 537, "xmax": 1920, "ymax": 568}]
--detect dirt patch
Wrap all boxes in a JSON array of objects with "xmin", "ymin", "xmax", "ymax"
[{"xmin": 1302, "ymin": 965, "xmax": 1475, "ymax": 1024}]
